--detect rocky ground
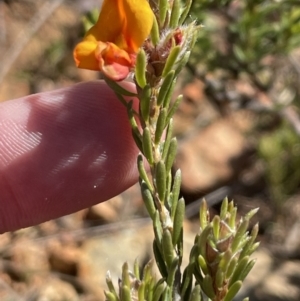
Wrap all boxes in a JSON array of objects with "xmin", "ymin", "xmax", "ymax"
[{"xmin": 0, "ymin": 1, "xmax": 300, "ymax": 300}]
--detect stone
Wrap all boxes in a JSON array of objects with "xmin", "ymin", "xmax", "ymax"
[{"xmin": 176, "ymin": 114, "xmax": 252, "ymax": 192}]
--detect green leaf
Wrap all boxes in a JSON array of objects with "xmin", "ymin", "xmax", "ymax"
[
  {"xmin": 162, "ymin": 46, "xmax": 181, "ymax": 77},
  {"xmin": 224, "ymin": 281, "xmax": 242, "ymax": 301},
  {"xmin": 121, "ymin": 286, "xmax": 132, "ymax": 301},
  {"xmin": 166, "ymin": 256, "xmax": 179, "ymax": 286},
  {"xmin": 179, "ymin": 0, "xmax": 193, "ymax": 25},
  {"xmin": 165, "ymin": 138, "xmax": 177, "ymax": 173},
  {"xmin": 154, "ymin": 211, "xmax": 163, "ymax": 246},
  {"xmin": 155, "ymin": 108, "xmax": 167, "ymax": 144},
  {"xmin": 201, "ymin": 274, "xmax": 215, "ymax": 299},
  {"xmin": 239, "ymin": 223, "xmax": 259, "ymax": 259},
  {"xmin": 105, "ymin": 291, "xmax": 118, "ymax": 301},
  {"xmin": 162, "ymin": 229, "xmax": 175, "ymax": 268},
  {"xmin": 153, "ymin": 240, "xmax": 168, "ymax": 278},
  {"xmin": 105, "ymin": 77, "xmax": 137, "ymax": 97},
  {"xmin": 245, "ymin": 207, "xmax": 259, "ymax": 220},
  {"xmin": 174, "ymin": 51, "xmax": 191, "ymax": 77},
  {"xmin": 138, "ymin": 155, "xmax": 154, "ymax": 191},
  {"xmin": 157, "ymin": 71, "xmax": 175, "ymax": 107},
  {"xmin": 229, "ymin": 256, "xmax": 249, "ymax": 286},
  {"xmin": 141, "ymin": 182, "xmax": 156, "ymax": 220},
  {"xmin": 172, "ymin": 198, "xmax": 185, "ymax": 245},
  {"xmin": 143, "ymin": 127, "xmax": 154, "ymax": 165},
  {"xmin": 228, "ymin": 206, "xmax": 237, "ymax": 230},
  {"xmin": 162, "ymin": 119, "xmax": 174, "ymax": 161},
  {"xmin": 239, "ymin": 259, "xmax": 256, "ymax": 282},
  {"xmin": 231, "ymin": 219, "xmax": 249, "ymax": 253},
  {"xmin": 216, "ymin": 269, "xmax": 225, "ymax": 289},
  {"xmin": 152, "ymin": 281, "xmax": 165, "ymax": 301},
  {"xmin": 106, "ymin": 272, "xmax": 120, "ymax": 301},
  {"xmin": 212, "ymin": 215, "xmax": 220, "ymax": 241},
  {"xmin": 219, "ymin": 249, "xmax": 233, "ymax": 275},
  {"xmin": 170, "ymin": 0, "xmax": 181, "ymax": 28},
  {"xmin": 226, "ymin": 256, "xmax": 238, "ymax": 280},
  {"xmin": 162, "ymin": 286, "xmax": 171, "ymax": 301},
  {"xmin": 135, "ymin": 49, "xmax": 147, "ymax": 88},
  {"xmin": 138, "ymin": 282, "xmax": 145, "ymax": 301},
  {"xmin": 166, "ymin": 95, "xmax": 183, "ymax": 124},
  {"xmin": 151, "ymin": 16, "xmax": 160, "ymax": 46},
  {"xmin": 122, "ymin": 262, "xmax": 131, "ymax": 288},
  {"xmin": 171, "ymin": 169, "xmax": 181, "ymax": 220},
  {"xmin": 143, "ymin": 260, "xmax": 154, "ymax": 283},
  {"xmin": 220, "ymin": 197, "xmax": 228, "ymax": 220},
  {"xmin": 197, "ymin": 224, "xmax": 211, "ymax": 260},
  {"xmin": 159, "ymin": 0, "xmax": 169, "ymax": 26},
  {"xmin": 140, "ymin": 84, "xmax": 152, "ymax": 123},
  {"xmin": 156, "ymin": 161, "xmax": 167, "ymax": 202},
  {"xmin": 181, "ymin": 264, "xmax": 194, "ymax": 301},
  {"xmin": 134, "ymin": 258, "xmax": 140, "ymax": 280},
  {"xmin": 127, "ymin": 102, "xmax": 142, "ymax": 149},
  {"xmin": 200, "ymin": 200, "xmax": 208, "ymax": 230},
  {"xmin": 197, "ymin": 255, "xmax": 208, "ymax": 275},
  {"xmin": 132, "ymin": 129, "xmax": 143, "ymax": 153},
  {"xmin": 189, "ymin": 285, "xmax": 202, "ymax": 301}
]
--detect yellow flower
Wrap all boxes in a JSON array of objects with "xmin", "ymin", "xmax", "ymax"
[{"xmin": 74, "ymin": 0, "xmax": 153, "ymax": 81}]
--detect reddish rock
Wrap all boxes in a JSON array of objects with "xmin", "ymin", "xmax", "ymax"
[{"xmin": 176, "ymin": 113, "xmax": 252, "ymax": 193}]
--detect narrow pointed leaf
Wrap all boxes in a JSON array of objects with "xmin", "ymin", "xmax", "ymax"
[
  {"xmin": 143, "ymin": 127, "xmax": 154, "ymax": 165},
  {"xmin": 162, "ymin": 46, "xmax": 181, "ymax": 77},
  {"xmin": 157, "ymin": 70, "xmax": 175, "ymax": 106},
  {"xmin": 165, "ymin": 138, "xmax": 177, "ymax": 172},
  {"xmin": 105, "ymin": 78, "xmax": 137, "ymax": 97},
  {"xmin": 141, "ymin": 183, "xmax": 156, "ymax": 220},
  {"xmin": 172, "ymin": 197, "xmax": 185, "ymax": 245},
  {"xmin": 171, "ymin": 169, "xmax": 181, "ymax": 220},
  {"xmin": 138, "ymin": 155, "xmax": 154, "ymax": 191},
  {"xmin": 170, "ymin": 0, "xmax": 180, "ymax": 28},
  {"xmin": 135, "ymin": 49, "xmax": 147, "ymax": 88},
  {"xmin": 156, "ymin": 161, "xmax": 167, "ymax": 202},
  {"xmin": 162, "ymin": 119, "xmax": 174, "ymax": 161},
  {"xmin": 151, "ymin": 16, "xmax": 160, "ymax": 46},
  {"xmin": 155, "ymin": 108, "xmax": 167, "ymax": 144},
  {"xmin": 121, "ymin": 286, "xmax": 131, "ymax": 301},
  {"xmin": 162, "ymin": 229, "xmax": 175, "ymax": 268},
  {"xmin": 159, "ymin": 0, "xmax": 169, "ymax": 26},
  {"xmin": 178, "ymin": 0, "xmax": 193, "ymax": 24},
  {"xmin": 224, "ymin": 281, "xmax": 242, "ymax": 301},
  {"xmin": 140, "ymin": 84, "xmax": 152, "ymax": 122}
]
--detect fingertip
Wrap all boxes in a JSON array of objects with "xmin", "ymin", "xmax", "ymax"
[{"xmin": 0, "ymin": 80, "xmax": 140, "ymax": 232}]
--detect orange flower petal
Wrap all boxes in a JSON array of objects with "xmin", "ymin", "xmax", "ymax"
[
  {"xmin": 96, "ymin": 42, "xmax": 133, "ymax": 81},
  {"xmin": 74, "ymin": 0, "xmax": 154, "ymax": 78},
  {"xmin": 73, "ymin": 40, "xmax": 99, "ymax": 70},
  {"xmin": 89, "ymin": 0, "xmax": 153, "ymax": 52},
  {"xmin": 122, "ymin": 0, "xmax": 153, "ymax": 52}
]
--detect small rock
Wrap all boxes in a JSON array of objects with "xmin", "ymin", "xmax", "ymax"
[
  {"xmin": 85, "ymin": 196, "xmax": 123, "ymax": 223},
  {"xmin": 78, "ymin": 222, "xmax": 153, "ymax": 299},
  {"xmin": 176, "ymin": 115, "xmax": 251, "ymax": 192},
  {"xmin": 255, "ymin": 260, "xmax": 300, "ymax": 301},
  {"xmin": 48, "ymin": 240, "xmax": 82, "ymax": 275},
  {"xmin": 10, "ymin": 239, "xmax": 50, "ymax": 274},
  {"xmin": 29, "ymin": 277, "xmax": 79, "ymax": 301}
]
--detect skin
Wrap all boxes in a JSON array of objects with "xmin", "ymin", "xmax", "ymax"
[{"xmin": 0, "ymin": 81, "xmax": 139, "ymax": 233}]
